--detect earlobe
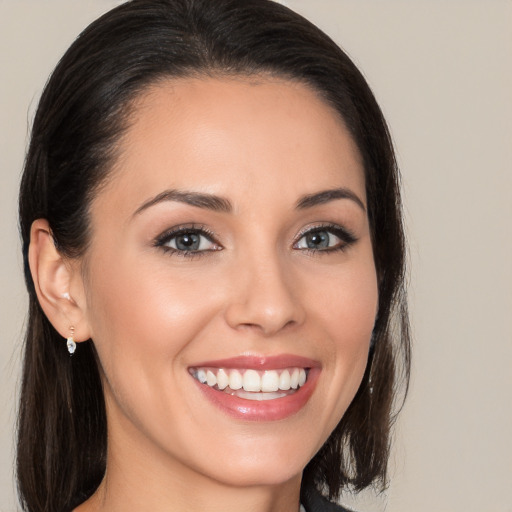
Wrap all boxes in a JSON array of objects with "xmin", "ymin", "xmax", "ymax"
[{"xmin": 28, "ymin": 219, "xmax": 91, "ymax": 343}]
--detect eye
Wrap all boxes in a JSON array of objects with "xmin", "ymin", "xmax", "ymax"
[
  {"xmin": 294, "ymin": 225, "xmax": 356, "ymax": 252},
  {"xmin": 296, "ymin": 230, "xmax": 340, "ymax": 250},
  {"xmin": 155, "ymin": 226, "xmax": 220, "ymax": 255}
]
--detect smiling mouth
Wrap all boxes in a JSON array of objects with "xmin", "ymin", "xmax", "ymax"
[{"xmin": 189, "ymin": 367, "xmax": 309, "ymax": 401}]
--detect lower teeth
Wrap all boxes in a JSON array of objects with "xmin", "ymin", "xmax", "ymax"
[{"xmin": 231, "ymin": 390, "xmax": 289, "ymax": 401}]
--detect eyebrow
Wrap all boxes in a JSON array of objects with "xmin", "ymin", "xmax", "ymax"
[
  {"xmin": 134, "ymin": 186, "xmax": 365, "ymax": 217},
  {"xmin": 134, "ymin": 189, "xmax": 233, "ymax": 216},
  {"xmin": 295, "ymin": 188, "xmax": 366, "ymax": 212}
]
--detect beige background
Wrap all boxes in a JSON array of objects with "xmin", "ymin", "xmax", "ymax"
[{"xmin": 1, "ymin": 1, "xmax": 511, "ymax": 511}]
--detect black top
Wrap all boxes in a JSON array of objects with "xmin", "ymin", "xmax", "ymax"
[{"xmin": 301, "ymin": 486, "xmax": 353, "ymax": 512}]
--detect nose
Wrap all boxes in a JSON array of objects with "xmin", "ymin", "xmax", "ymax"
[{"xmin": 224, "ymin": 251, "xmax": 306, "ymax": 336}]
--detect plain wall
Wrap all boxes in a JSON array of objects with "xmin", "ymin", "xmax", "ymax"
[{"xmin": 1, "ymin": 1, "xmax": 511, "ymax": 511}]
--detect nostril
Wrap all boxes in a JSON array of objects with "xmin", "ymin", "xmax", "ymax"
[
  {"xmin": 223, "ymin": 262, "xmax": 306, "ymax": 334},
  {"xmin": 236, "ymin": 317, "xmax": 298, "ymax": 337}
]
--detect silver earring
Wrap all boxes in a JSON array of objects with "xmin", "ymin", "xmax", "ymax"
[
  {"xmin": 66, "ymin": 326, "xmax": 77, "ymax": 355},
  {"xmin": 368, "ymin": 357, "xmax": 374, "ymax": 395}
]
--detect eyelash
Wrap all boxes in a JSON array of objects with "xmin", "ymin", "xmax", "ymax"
[
  {"xmin": 153, "ymin": 223, "xmax": 357, "ymax": 258},
  {"xmin": 293, "ymin": 223, "xmax": 357, "ymax": 255},
  {"xmin": 154, "ymin": 224, "xmax": 221, "ymax": 258}
]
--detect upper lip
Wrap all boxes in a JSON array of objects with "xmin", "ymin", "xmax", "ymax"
[{"xmin": 189, "ymin": 354, "xmax": 320, "ymax": 370}]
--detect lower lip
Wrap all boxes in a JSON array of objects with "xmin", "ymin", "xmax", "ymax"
[{"xmin": 193, "ymin": 368, "xmax": 320, "ymax": 421}]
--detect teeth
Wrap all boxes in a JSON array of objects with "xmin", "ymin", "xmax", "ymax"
[
  {"xmin": 206, "ymin": 370, "xmax": 217, "ymax": 387},
  {"xmin": 235, "ymin": 390, "xmax": 288, "ymax": 401},
  {"xmin": 216, "ymin": 368, "xmax": 229, "ymax": 390},
  {"xmin": 279, "ymin": 370, "xmax": 291, "ymax": 390},
  {"xmin": 261, "ymin": 370, "xmax": 279, "ymax": 392},
  {"xmin": 243, "ymin": 369, "xmax": 261, "ymax": 392},
  {"xmin": 290, "ymin": 368, "xmax": 300, "ymax": 389},
  {"xmin": 192, "ymin": 367, "xmax": 309, "ymax": 394},
  {"xmin": 197, "ymin": 369, "xmax": 207, "ymax": 384},
  {"xmin": 229, "ymin": 370, "xmax": 243, "ymax": 390}
]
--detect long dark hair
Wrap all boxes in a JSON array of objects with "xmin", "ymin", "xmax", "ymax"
[{"xmin": 17, "ymin": 1, "xmax": 410, "ymax": 511}]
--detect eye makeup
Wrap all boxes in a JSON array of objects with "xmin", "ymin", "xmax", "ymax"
[
  {"xmin": 153, "ymin": 223, "xmax": 222, "ymax": 258},
  {"xmin": 152, "ymin": 220, "xmax": 357, "ymax": 259},
  {"xmin": 293, "ymin": 223, "xmax": 358, "ymax": 255}
]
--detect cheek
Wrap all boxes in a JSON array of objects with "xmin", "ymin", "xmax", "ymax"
[
  {"xmin": 309, "ymin": 255, "xmax": 378, "ymax": 350},
  {"xmin": 304, "ymin": 252, "xmax": 378, "ymax": 428},
  {"xmin": 83, "ymin": 251, "xmax": 230, "ymax": 448},
  {"xmin": 333, "ymin": 261, "xmax": 378, "ymax": 375},
  {"xmin": 84, "ymin": 250, "xmax": 223, "ymax": 377}
]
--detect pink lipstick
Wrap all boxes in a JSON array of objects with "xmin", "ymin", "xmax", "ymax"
[{"xmin": 189, "ymin": 354, "xmax": 320, "ymax": 421}]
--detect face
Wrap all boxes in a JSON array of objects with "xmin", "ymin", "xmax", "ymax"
[{"xmin": 79, "ymin": 77, "xmax": 378, "ymax": 489}]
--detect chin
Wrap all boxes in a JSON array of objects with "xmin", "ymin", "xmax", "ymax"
[
  {"xmin": 206, "ymin": 460, "xmax": 304, "ymax": 489},
  {"xmin": 187, "ymin": 432, "xmax": 316, "ymax": 489}
]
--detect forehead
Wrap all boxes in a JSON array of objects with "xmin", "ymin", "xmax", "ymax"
[{"xmin": 99, "ymin": 75, "xmax": 365, "ymax": 214}]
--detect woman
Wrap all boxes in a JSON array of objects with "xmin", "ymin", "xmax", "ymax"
[{"xmin": 17, "ymin": 1, "xmax": 410, "ymax": 511}]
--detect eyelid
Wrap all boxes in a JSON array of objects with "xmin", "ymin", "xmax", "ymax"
[{"xmin": 152, "ymin": 222, "xmax": 356, "ymax": 256}]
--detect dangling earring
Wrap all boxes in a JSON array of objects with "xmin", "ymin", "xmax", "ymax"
[
  {"xmin": 367, "ymin": 352, "xmax": 374, "ymax": 395},
  {"xmin": 66, "ymin": 326, "xmax": 77, "ymax": 355}
]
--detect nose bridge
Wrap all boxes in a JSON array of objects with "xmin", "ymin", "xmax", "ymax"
[{"xmin": 224, "ymin": 244, "xmax": 304, "ymax": 335}]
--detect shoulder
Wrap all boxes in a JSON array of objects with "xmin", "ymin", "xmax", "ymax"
[{"xmin": 301, "ymin": 486, "xmax": 354, "ymax": 512}]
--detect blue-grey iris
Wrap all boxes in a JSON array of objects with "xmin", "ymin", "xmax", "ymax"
[
  {"xmin": 305, "ymin": 231, "xmax": 330, "ymax": 249},
  {"xmin": 176, "ymin": 233, "xmax": 200, "ymax": 251}
]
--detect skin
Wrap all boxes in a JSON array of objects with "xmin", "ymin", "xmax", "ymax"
[{"xmin": 30, "ymin": 76, "xmax": 378, "ymax": 512}]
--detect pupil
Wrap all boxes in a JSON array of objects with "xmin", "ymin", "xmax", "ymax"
[
  {"xmin": 307, "ymin": 231, "xmax": 329, "ymax": 249},
  {"xmin": 176, "ymin": 233, "xmax": 200, "ymax": 250}
]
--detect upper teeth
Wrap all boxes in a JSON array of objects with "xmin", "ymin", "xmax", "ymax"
[{"xmin": 192, "ymin": 367, "xmax": 308, "ymax": 392}]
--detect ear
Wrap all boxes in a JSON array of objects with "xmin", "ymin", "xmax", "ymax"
[{"xmin": 28, "ymin": 219, "xmax": 91, "ymax": 343}]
